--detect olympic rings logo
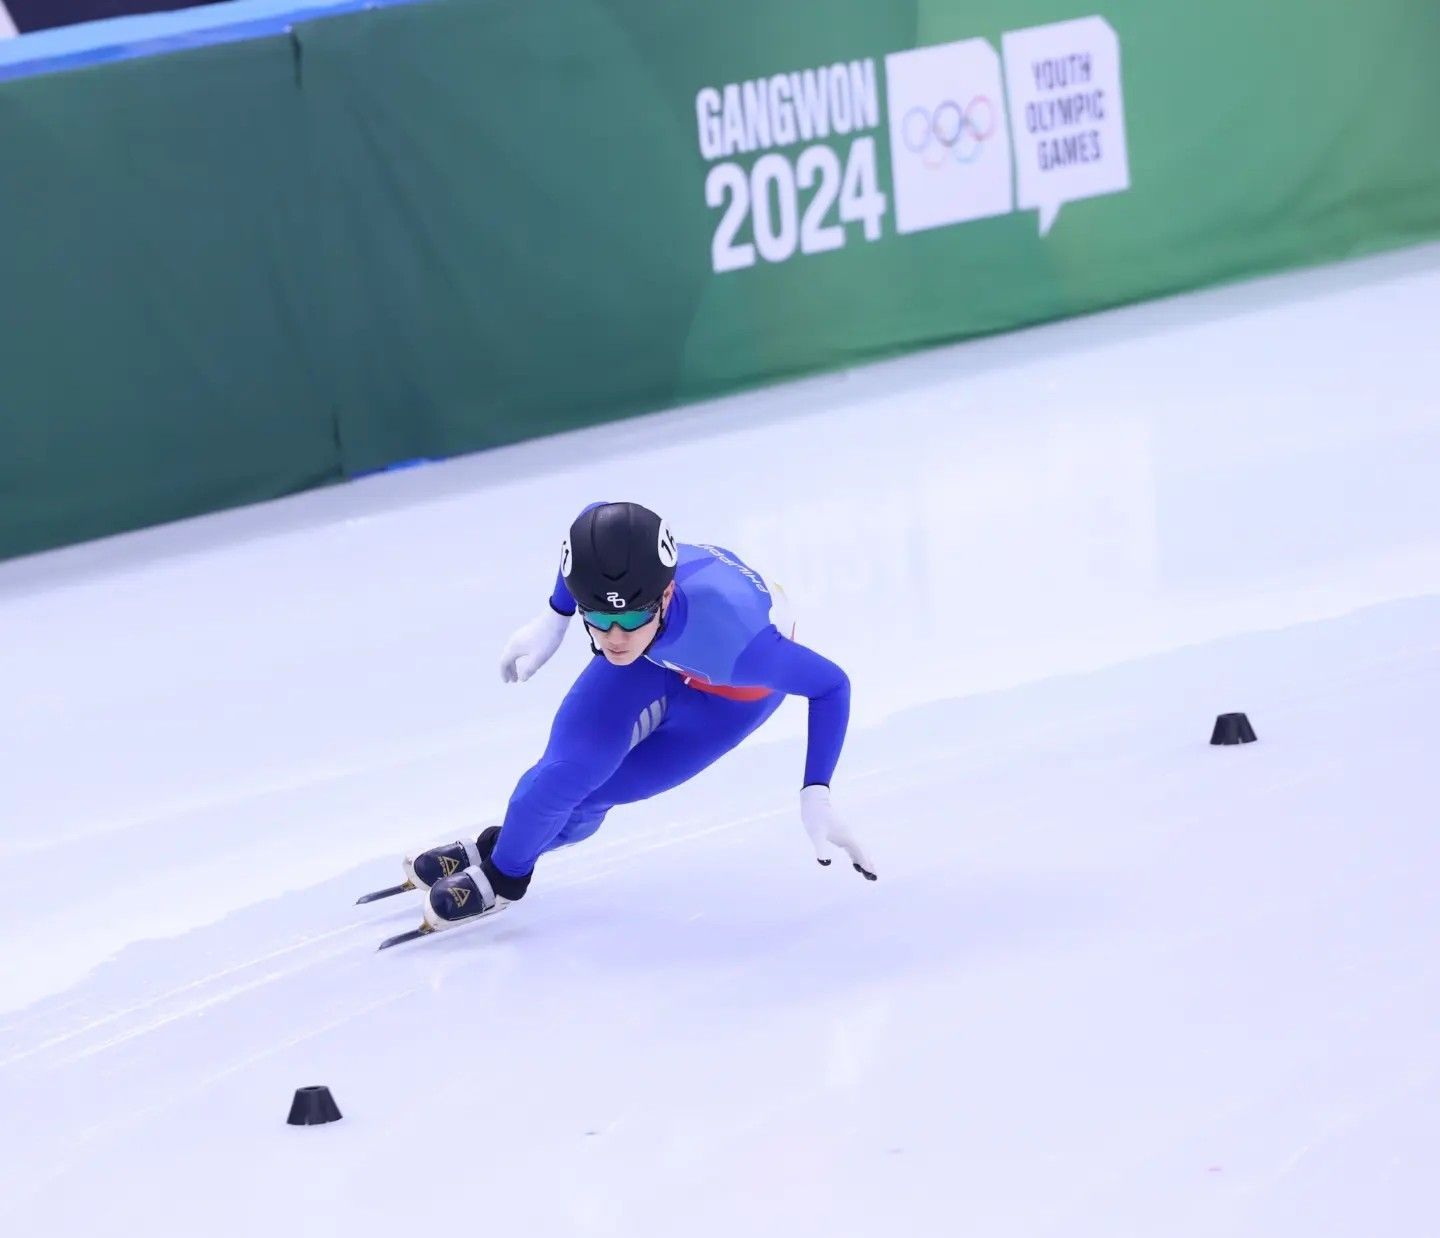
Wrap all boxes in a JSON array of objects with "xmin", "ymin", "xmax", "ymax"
[{"xmin": 901, "ymin": 96, "xmax": 996, "ymax": 167}]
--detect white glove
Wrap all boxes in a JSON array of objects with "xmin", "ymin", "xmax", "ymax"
[
  {"xmin": 800, "ymin": 784, "xmax": 876, "ymax": 881},
  {"xmin": 499, "ymin": 607, "xmax": 571, "ymax": 683}
]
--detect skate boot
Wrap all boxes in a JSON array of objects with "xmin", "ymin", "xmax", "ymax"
[
  {"xmin": 424, "ymin": 864, "xmax": 508, "ymax": 932},
  {"xmin": 423, "ymin": 826, "xmax": 510, "ymax": 932},
  {"xmin": 403, "ymin": 825, "xmax": 501, "ymax": 890}
]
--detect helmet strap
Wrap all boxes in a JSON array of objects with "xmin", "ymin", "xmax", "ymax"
[{"xmin": 638, "ymin": 608, "xmax": 668, "ymax": 657}]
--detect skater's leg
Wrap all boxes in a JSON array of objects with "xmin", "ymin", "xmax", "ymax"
[
  {"xmin": 488, "ymin": 653, "xmax": 678, "ymax": 879},
  {"xmin": 542, "ymin": 685, "xmax": 784, "ymax": 852}
]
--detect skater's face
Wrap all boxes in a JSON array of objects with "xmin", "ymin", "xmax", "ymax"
[{"xmin": 591, "ymin": 581, "xmax": 675, "ymax": 666}]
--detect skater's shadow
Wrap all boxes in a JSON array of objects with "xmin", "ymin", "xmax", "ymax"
[{"xmin": 477, "ymin": 863, "xmax": 1114, "ymax": 1015}]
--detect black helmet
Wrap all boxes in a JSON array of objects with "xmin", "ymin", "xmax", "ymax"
[{"xmin": 562, "ymin": 502, "xmax": 678, "ymax": 612}]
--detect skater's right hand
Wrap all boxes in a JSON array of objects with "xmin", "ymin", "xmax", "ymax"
[{"xmin": 500, "ymin": 607, "xmax": 571, "ymax": 683}]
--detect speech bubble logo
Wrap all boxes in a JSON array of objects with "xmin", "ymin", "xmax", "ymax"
[
  {"xmin": 1002, "ymin": 16, "xmax": 1130, "ymax": 236},
  {"xmin": 885, "ymin": 38, "xmax": 1014, "ymax": 235}
]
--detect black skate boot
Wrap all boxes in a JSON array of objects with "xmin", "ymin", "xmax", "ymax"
[
  {"xmin": 424, "ymin": 865, "xmax": 507, "ymax": 931},
  {"xmin": 403, "ymin": 826, "xmax": 502, "ymax": 890},
  {"xmin": 423, "ymin": 828, "xmax": 523, "ymax": 932}
]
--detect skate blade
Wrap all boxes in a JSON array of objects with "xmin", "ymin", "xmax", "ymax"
[
  {"xmin": 377, "ymin": 924, "xmax": 435, "ymax": 951},
  {"xmin": 379, "ymin": 903, "xmax": 507, "ymax": 951},
  {"xmin": 356, "ymin": 880, "xmax": 416, "ymax": 905}
]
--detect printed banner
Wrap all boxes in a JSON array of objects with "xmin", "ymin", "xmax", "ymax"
[
  {"xmin": 885, "ymin": 39, "xmax": 1014, "ymax": 235},
  {"xmin": 1003, "ymin": 17, "xmax": 1130, "ymax": 236},
  {"xmin": 1, "ymin": 0, "xmax": 1438, "ymax": 560},
  {"xmin": 694, "ymin": 16, "xmax": 1132, "ymax": 272}
]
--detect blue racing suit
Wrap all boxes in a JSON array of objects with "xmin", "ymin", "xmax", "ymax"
[{"xmin": 488, "ymin": 533, "xmax": 850, "ymax": 884}]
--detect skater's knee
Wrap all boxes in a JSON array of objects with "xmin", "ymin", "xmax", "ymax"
[{"xmin": 551, "ymin": 801, "xmax": 608, "ymax": 849}]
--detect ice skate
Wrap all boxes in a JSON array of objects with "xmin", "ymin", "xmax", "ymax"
[
  {"xmin": 423, "ymin": 864, "xmax": 509, "ymax": 932},
  {"xmin": 359, "ymin": 826, "xmax": 501, "ymax": 905},
  {"xmin": 405, "ymin": 824, "xmax": 501, "ymax": 888}
]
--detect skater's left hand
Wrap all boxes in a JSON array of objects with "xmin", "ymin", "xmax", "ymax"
[{"xmin": 800, "ymin": 784, "xmax": 876, "ymax": 880}]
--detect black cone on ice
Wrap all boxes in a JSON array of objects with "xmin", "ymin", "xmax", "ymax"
[
  {"xmin": 1210, "ymin": 713, "xmax": 1257, "ymax": 745},
  {"xmin": 287, "ymin": 1085, "xmax": 343, "ymax": 1125}
]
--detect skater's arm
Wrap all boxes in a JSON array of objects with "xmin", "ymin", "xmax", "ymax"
[
  {"xmin": 548, "ymin": 577, "xmax": 576, "ymax": 616},
  {"xmin": 501, "ymin": 504, "xmax": 611, "ymax": 682},
  {"xmin": 732, "ymin": 628, "xmax": 850, "ymax": 787}
]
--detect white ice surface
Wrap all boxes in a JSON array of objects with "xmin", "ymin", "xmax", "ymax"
[{"xmin": 2, "ymin": 244, "xmax": 1439, "ymax": 1236}]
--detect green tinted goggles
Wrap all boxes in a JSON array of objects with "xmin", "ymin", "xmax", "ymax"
[{"xmin": 582, "ymin": 605, "xmax": 659, "ymax": 632}]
